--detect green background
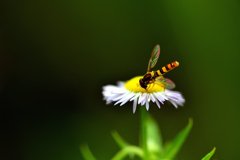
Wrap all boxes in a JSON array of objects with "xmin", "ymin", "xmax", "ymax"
[{"xmin": 1, "ymin": 1, "xmax": 240, "ymax": 159}]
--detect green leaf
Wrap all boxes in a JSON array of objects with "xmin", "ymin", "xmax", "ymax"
[
  {"xmin": 201, "ymin": 147, "xmax": 216, "ymax": 160},
  {"xmin": 111, "ymin": 146, "xmax": 143, "ymax": 160},
  {"xmin": 80, "ymin": 144, "xmax": 97, "ymax": 160},
  {"xmin": 111, "ymin": 131, "xmax": 143, "ymax": 160},
  {"xmin": 111, "ymin": 131, "xmax": 130, "ymax": 149},
  {"xmin": 146, "ymin": 113, "xmax": 163, "ymax": 157},
  {"xmin": 160, "ymin": 118, "xmax": 193, "ymax": 159}
]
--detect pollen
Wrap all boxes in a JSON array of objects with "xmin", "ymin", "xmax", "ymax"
[{"xmin": 125, "ymin": 76, "xmax": 165, "ymax": 93}]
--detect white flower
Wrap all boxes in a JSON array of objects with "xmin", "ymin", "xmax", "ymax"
[{"xmin": 102, "ymin": 76, "xmax": 185, "ymax": 113}]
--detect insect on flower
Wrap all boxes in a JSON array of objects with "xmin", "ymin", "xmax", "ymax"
[
  {"xmin": 139, "ymin": 45, "xmax": 179, "ymax": 91},
  {"xmin": 102, "ymin": 44, "xmax": 184, "ymax": 113}
]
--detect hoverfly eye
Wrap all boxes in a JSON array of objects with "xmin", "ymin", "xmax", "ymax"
[{"xmin": 139, "ymin": 79, "xmax": 147, "ymax": 89}]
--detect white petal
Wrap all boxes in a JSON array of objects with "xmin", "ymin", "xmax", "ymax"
[
  {"xmin": 106, "ymin": 94, "xmax": 121, "ymax": 102},
  {"xmin": 149, "ymin": 93, "xmax": 155, "ymax": 102},
  {"xmin": 113, "ymin": 91, "xmax": 130, "ymax": 101},
  {"xmin": 133, "ymin": 98, "xmax": 138, "ymax": 113},
  {"xmin": 117, "ymin": 81, "xmax": 125, "ymax": 87},
  {"xmin": 138, "ymin": 93, "xmax": 146, "ymax": 105},
  {"xmin": 153, "ymin": 92, "xmax": 165, "ymax": 104},
  {"xmin": 170, "ymin": 100, "xmax": 178, "ymax": 108},
  {"xmin": 140, "ymin": 93, "xmax": 147, "ymax": 106},
  {"xmin": 120, "ymin": 92, "xmax": 135, "ymax": 106},
  {"xmin": 155, "ymin": 99, "xmax": 161, "ymax": 108},
  {"xmin": 165, "ymin": 90, "xmax": 185, "ymax": 106},
  {"xmin": 160, "ymin": 92, "xmax": 169, "ymax": 100},
  {"xmin": 130, "ymin": 92, "xmax": 141, "ymax": 101},
  {"xmin": 145, "ymin": 96, "xmax": 149, "ymax": 111},
  {"xmin": 147, "ymin": 93, "xmax": 151, "ymax": 102},
  {"xmin": 150, "ymin": 93, "xmax": 161, "ymax": 108},
  {"xmin": 114, "ymin": 92, "xmax": 132, "ymax": 105}
]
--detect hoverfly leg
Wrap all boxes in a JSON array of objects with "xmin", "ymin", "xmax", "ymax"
[{"xmin": 151, "ymin": 83, "xmax": 155, "ymax": 92}]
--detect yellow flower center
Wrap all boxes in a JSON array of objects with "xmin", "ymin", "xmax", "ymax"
[{"xmin": 125, "ymin": 76, "xmax": 165, "ymax": 93}]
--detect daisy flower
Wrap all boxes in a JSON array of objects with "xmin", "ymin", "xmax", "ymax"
[{"xmin": 102, "ymin": 76, "xmax": 185, "ymax": 113}]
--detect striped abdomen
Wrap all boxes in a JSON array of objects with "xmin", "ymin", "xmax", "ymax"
[{"xmin": 153, "ymin": 61, "xmax": 179, "ymax": 78}]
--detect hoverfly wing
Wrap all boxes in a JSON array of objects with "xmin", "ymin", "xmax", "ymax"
[
  {"xmin": 147, "ymin": 44, "xmax": 160, "ymax": 72},
  {"xmin": 164, "ymin": 78, "xmax": 176, "ymax": 89},
  {"xmin": 157, "ymin": 76, "xmax": 176, "ymax": 89}
]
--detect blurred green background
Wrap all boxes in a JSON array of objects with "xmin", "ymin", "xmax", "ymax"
[{"xmin": 1, "ymin": 1, "xmax": 240, "ymax": 160}]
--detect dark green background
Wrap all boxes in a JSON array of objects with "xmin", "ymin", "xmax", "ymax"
[{"xmin": 1, "ymin": 1, "xmax": 240, "ymax": 160}]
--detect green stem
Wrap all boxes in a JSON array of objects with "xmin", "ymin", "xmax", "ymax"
[{"xmin": 140, "ymin": 106, "xmax": 148, "ymax": 160}]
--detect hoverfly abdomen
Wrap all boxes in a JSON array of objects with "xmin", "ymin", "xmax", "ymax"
[
  {"xmin": 171, "ymin": 61, "xmax": 179, "ymax": 68},
  {"xmin": 158, "ymin": 61, "xmax": 179, "ymax": 76},
  {"xmin": 153, "ymin": 71, "xmax": 160, "ymax": 79}
]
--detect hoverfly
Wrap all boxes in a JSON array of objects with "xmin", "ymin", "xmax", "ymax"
[{"xmin": 139, "ymin": 44, "xmax": 179, "ymax": 91}]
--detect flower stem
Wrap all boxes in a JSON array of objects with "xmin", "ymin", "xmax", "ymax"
[{"xmin": 140, "ymin": 106, "xmax": 148, "ymax": 160}]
